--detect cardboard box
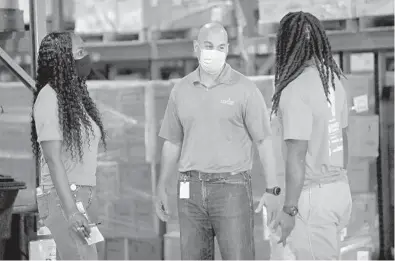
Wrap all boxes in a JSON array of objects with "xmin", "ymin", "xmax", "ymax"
[
  {"xmin": 347, "ymin": 157, "xmax": 371, "ymax": 193},
  {"xmin": 348, "ymin": 115, "xmax": 379, "ymax": 158},
  {"xmin": 29, "ymin": 239, "xmax": 56, "ymax": 260},
  {"xmin": 96, "ymin": 161, "xmax": 121, "ymax": 201},
  {"xmin": 258, "ymin": 0, "xmax": 355, "ymax": 24},
  {"xmin": 355, "ymin": 0, "xmax": 394, "ymax": 17},
  {"xmin": 342, "ymin": 74, "xmax": 375, "ymax": 116},
  {"xmin": 346, "ymin": 193, "xmax": 377, "ymax": 239}
]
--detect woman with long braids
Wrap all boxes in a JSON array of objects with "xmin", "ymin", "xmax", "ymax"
[
  {"xmin": 270, "ymin": 12, "xmax": 352, "ymax": 259},
  {"xmin": 31, "ymin": 32, "xmax": 106, "ymax": 260}
]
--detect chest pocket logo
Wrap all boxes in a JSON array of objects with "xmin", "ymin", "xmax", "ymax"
[{"xmin": 220, "ymin": 98, "xmax": 235, "ymax": 106}]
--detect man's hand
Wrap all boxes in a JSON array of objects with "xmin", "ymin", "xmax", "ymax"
[
  {"xmin": 272, "ymin": 211, "xmax": 296, "ymax": 246},
  {"xmin": 255, "ymin": 193, "xmax": 281, "ymax": 225},
  {"xmin": 155, "ymin": 186, "xmax": 170, "ymax": 222}
]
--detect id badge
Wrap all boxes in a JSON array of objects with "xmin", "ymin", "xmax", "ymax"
[
  {"xmin": 179, "ymin": 182, "xmax": 190, "ymax": 199},
  {"xmin": 76, "ymin": 201, "xmax": 87, "ymax": 216}
]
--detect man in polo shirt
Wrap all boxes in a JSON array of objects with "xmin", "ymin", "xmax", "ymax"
[{"xmin": 155, "ymin": 22, "xmax": 281, "ymax": 260}]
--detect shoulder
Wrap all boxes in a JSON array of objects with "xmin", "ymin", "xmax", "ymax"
[
  {"xmin": 279, "ymin": 72, "xmax": 310, "ymax": 110},
  {"xmin": 34, "ymin": 85, "xmax": 58, "ymax": 115},
  {"xmin": 35, "ymin": 85, "xmax": 57, "ymax": 105}
]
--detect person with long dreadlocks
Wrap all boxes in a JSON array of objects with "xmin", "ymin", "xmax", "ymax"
[
  {"xmin": 31, "ymin": 32, "xmax": 106, "ymax": 260},
  {"xmin": 270, "ymin": 12, "xmax": 352, "ymax": 259}
]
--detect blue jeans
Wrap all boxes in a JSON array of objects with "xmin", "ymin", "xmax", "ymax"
[
  {"xmin": 36, "ymin": 186, "xmax": 99, "ymax": 260},
  {"xmin": 177, "ymin": 171, "xmax": 255, "ymax": 260}
]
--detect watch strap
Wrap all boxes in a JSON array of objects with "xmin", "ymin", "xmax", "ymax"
[
  {"xmin": 283, "ymin": 206, "xmax": 299, "ymax": 217},
  {"xmin": 265, "ymin": 186, "xmax": 281, "ymax": 196}
]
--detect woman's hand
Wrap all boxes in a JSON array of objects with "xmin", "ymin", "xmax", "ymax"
[{"xmin": 68, "ymin": 211, "xmax": 91, "ymax": 240}]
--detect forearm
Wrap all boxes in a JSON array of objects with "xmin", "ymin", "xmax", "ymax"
[
  {"xmin": 47, "ymin": 159, "xmax": 78, "ymax": 215},
  {"xmin": 257, "ymin": 138, "xmax": 278, "ymax": 188},
  {"xmin": 157, "ymin": 141, "xmax": 182, "ymax": 191},
  {"xmin": 284, "ymin": 153, "xmax": 306, "ymax": 206}
]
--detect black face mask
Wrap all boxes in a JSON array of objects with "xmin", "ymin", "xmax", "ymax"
[{"xmin": 75, "ymin": 54, "xmax": 92, "ymax": 79}]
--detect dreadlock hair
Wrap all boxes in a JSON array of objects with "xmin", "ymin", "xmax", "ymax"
[
  {"xmin": 30, "ymin": 32, "xmax": 106, "ymax": 162},
  {"xmin": 271, "ymin": 11, "xmax": 344, "ymax": 116}
]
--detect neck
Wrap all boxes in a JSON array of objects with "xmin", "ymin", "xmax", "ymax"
[{"xmin": 199, "ymin": 64, "xmax": 223, "ymax": 85}]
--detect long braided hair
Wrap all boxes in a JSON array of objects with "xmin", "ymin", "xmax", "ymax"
[
  {"xmin": 30, "ymin": 32, "xmax": 106, "ymax": 161},
  {"xmin": 271, "ymin": 11, "xmax": 344, "ymax": 116}
]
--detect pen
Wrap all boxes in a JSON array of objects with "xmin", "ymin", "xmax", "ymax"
[{"xmin": 88, "ymin": 222, "xmax": 101, "ymax": 227}]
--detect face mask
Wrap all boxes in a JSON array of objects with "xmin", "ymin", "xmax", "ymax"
[
  {"xmin": 75, "ymin": 54, "xmax": 92, "ymax": 79},
  {"xmin": 199, "ymin": 49, "xmax": 226, "ymax": 75}
]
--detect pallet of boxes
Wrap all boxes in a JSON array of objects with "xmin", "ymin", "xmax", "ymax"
[
  {"xmin": 89, "ymin": 80, "xmax": 166, "ymax": 260},
  {"xmin": 339, "ymin": 73, "xmax": 381, "ymax": 260}
]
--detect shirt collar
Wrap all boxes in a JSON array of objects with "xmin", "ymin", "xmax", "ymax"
[{"xmin": 188, "ymin": 63, "xmax": 237, "ymax": 86}]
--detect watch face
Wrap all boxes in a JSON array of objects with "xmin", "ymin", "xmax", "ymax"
[{"xmin": 273, "ymin": 187, "xmax": 281, "ymax": 196}]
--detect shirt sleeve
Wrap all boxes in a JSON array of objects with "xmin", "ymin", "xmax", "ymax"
[
  {"xmin": 34, "ymin": 89, "xmax": 63, "ymax": 142},
  {"xmin": 243, "ymin": 86, "xmax": 272, "ymax": 142},
  {"xmin": 279, "ymin": 87, "xmax": 313, "ymax": 141},
  {"xmin": 158, "ymin": 87, "xmax": 183, "ymax": 144}
]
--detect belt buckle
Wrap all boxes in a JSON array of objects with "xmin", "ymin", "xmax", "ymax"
[{"xmin": 70, "ymin": 184, "xmax": 77, "ymax": 191}]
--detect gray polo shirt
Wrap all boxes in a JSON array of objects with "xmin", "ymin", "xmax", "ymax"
[{"xmin": 159, "ymin": 63, "xmax": 272, "ymax": 173}]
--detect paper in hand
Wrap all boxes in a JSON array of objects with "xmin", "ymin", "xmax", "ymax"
[{"xmin": 85, "ymin": 225, "xmax": 104, "ymax": 245}]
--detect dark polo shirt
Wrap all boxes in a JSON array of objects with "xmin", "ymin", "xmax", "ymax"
[{"xmin": 159, "ymin": 63, "xmax": 272, "ymax": 173}]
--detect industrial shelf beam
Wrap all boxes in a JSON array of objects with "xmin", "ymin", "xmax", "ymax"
[{"xmin": 84, "ymin": 27, "xmax": 394, "ymax": 62}]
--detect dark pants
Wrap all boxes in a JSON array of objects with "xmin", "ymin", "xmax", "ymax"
[{"xmin": 177, "ymin": 171, "xmax": 255, "ymax": 260}]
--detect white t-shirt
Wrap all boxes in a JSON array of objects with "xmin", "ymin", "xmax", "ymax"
[{"xmin": 34, "ymin": 85, "xmax": 101, "ymax": 187}]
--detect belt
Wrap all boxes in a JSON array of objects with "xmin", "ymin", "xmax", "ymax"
[{"xmin": 181, "ymin": 170, "xmax": 247, "ymax": 181}]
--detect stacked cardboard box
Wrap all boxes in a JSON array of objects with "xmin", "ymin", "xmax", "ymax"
[
  {"xmin": 355, "ymin": 0, "xmax": 394, "ymax": 17},
  {"xmin": 88, "ymin": 83, "xmax": 159, "ymax": 240},
  {"xmin": 258, "ymin": 0, "xmax": 355, "ymax": 33}
]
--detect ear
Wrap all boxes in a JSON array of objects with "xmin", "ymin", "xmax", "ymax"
[
  {"xmin": 193, "ymin": 40, "xmax": 199, "ymax": 52},
  {"xmin": 225, "ymin": 43, "xmax": 230, "ymax": 54}
]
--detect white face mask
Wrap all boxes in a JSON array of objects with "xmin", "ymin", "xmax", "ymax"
[{"xmin": 199, "ymin": 49, "xmax": 226, "ymax": 75}]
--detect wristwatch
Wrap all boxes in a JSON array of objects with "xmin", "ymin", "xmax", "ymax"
[
  {"xmin": 265, "ymin": 186, "xmax": 281, "ymax": 196},
  {"xmin": 283, "ymin": 206, "xmax": 299, "ymax": 217}
]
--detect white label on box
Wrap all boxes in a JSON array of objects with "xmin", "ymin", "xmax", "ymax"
[
  {"xmin": 353, "ymin": 95, "xmax": 369, "ymax": 113},
  {"xmin": 357, "ymin": 250, "xmax": 370, "ymax": 260},
  {"xmin": 349, "ymin": 116, "xmax": 379, "ymax": 157}
]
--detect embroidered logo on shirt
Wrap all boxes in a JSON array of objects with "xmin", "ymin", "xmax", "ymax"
[{"xmin": 220, "ymin": 98, "xmax": 235, "ymax": 106}]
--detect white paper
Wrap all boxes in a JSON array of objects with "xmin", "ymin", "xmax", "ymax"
[
  {"xmin": 179, "ymin": 182, "xmax": 190, "ymax": 199},
  {"xmin": 75, "ymin": 201, "xmax": 104, "ymax": 245},
  {"xmin": 353, "ymin": 95, "xmax": 369, "ymax": 113},
  {"xmin": 85, "ymin": 226, "xmax": 105, "ymax": 245}
]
